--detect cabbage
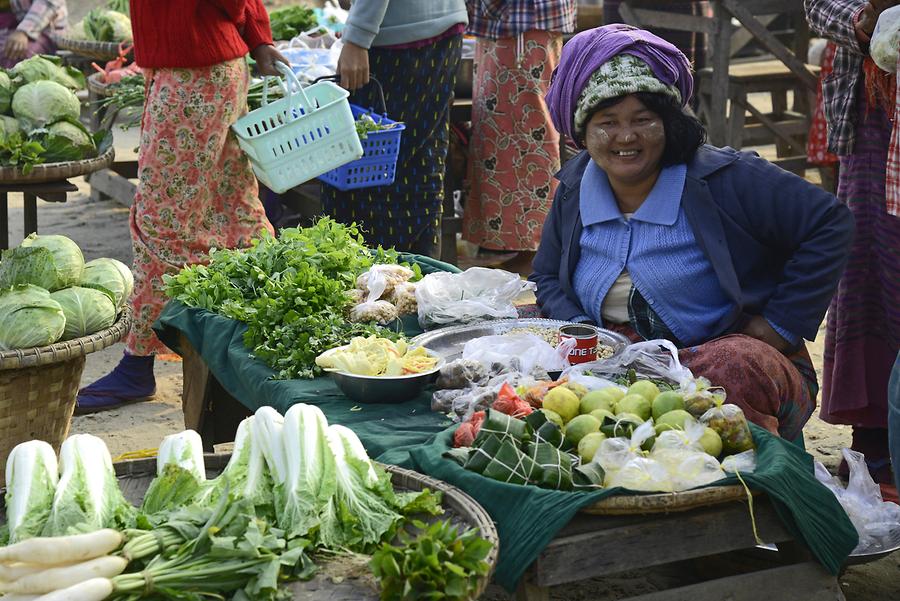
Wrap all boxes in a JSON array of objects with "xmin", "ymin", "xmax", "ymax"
[
  {"xmin": 8, "ymin": 55, "xmax": 86, "ymax": 90},
  {"xmin": 42, "ymin": 434, "xmax": 134, "ymax": 536},
  {"xmin": 11, "ymin": 81, "xmax": 81, "ymax": 129},
  {"xmin": 0, "ymin": 115, "xmax": 18, "ymax": 137},
  {"xmin": 0, "ymin": 233, "xmax": 85, "ymax": 291},
  {"xmin": 141, "ymin": 430, "xmax": 207, "ymax": 515},
  {"xmin": 50, "ymin": 286, "xmax": 117, "ymax": 340},
  {"xmin": 81, "ymin": 257, "xmax": 132, "ymax": 309},
  {"xmin": 5, "ymin": 440, "xmax": 58, "ymax": 543},
  {"xmin": 0, "ymin": 285, "xmax": 66, "ymax": 350},
  {"xmin": 47, "ymin": 120, "xmax": 95, "ymax": 152},
  {"xmin": 84, "ymin": 9, "xmax": 133, "ymax": 42},
  {"xmin": 0, "ymin": 71, "xmax": 11, "ymax": 114},
  {"xmin": 201, "ymin": 416, "xmax": 274, "ymax": 511}
]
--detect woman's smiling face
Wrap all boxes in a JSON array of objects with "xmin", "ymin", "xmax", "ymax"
[{"xmin": 584, "ymin": 94, "xmax": 666, "ymax": 186}]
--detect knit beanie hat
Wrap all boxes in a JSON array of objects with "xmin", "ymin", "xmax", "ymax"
[{"xmin": 573, "ymin": 54, "xmax": 682, "ymax": 140}]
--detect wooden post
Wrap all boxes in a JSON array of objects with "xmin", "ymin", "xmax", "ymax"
[
  {"xmin": 0, "ymin": 191, "xmax": 7, "ymax": 250},
  {"xmin": 708, "ymin": 0, "xmax": 733, "ymax": 147},
  {"xmin": 23, "ymin": 192, "xmax": 37, "ymax": 237}
]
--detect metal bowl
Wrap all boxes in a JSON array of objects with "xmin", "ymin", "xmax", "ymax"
[{"xmin": 327, "ymin": 355, "xmax": 443, "ymax": 404}]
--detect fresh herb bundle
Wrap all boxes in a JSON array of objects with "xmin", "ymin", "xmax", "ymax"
[{"xmin": 269, "ymin": 6, "xmax": 319, "ymax": 41}]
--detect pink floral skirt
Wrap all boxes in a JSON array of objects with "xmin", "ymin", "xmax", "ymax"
[{"xmin": 126, "ymin": 59, "xmax": 273, "ymax": 355}]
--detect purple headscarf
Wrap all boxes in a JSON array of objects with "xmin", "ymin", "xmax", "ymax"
[{"xmin": 545, "ymin": 24, "xmax": 694, "ymax": 145}]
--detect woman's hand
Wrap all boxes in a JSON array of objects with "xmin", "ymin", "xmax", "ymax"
[
  {"xmin": 3, "ymin": 31, "xmax": 28, "ymax": 62},
  {"xmin": 250, "ymin": 44, "xmax": 290, "ymax": 77},
  {"xmin": 856, "ymin": 0, "xmax": 900, "ymax": 45},
  {"xmin": 741, "ymin": 315, "xmax": 793, "ymax": 354},
  {"xmin": 337, "ymin": 41, "xmax": 370, "ymax": 90}
]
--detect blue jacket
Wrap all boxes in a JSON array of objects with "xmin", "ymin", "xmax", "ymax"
[{"xmin": 529, "ymin": 145, "xmax": 855, "ymax": 343}]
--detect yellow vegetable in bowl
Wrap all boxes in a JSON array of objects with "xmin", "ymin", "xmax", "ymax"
[{"xmin": 315, "ymin": 336, "xmax": 438, "ymax": 377}]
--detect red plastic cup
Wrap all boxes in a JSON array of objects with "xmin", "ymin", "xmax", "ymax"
[{"xmin": 558, "ymin": 324, "xmax": 599, "ymax": 364}]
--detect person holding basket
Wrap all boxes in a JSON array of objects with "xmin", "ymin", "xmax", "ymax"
[
  {"xmin": 323, "ymin": 0, "xmax": 468, "ymax": 257},
  {"xmin": 75, "ymin": 0, "xmax": 288, "ymax": 413}
]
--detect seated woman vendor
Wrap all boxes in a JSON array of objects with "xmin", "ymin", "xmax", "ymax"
[{"xmin": 533, "ymin": 25, "xmax": 854, "ymax": 442}]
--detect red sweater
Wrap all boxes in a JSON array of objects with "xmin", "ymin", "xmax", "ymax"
[{"xmin": 130, "ymin": 0, "xmax": 273, "ymax": 69}]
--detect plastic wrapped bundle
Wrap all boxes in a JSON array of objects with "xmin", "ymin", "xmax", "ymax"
[
  {"xmin": 349, "ymin": 299, "xmax": 398, "ymax": 324},
  {"xmin": 606, "ymin": 456, "xmax": 674, "ymax": 492},
  {"xmin": 701, "ymin": 403, "xmax": 754, "ymax": 454},
  {"xmin": 389, "ymin": 281, "xmax": 417, "ymax": 315}
]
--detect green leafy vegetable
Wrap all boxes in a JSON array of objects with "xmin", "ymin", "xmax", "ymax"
[
  {"xmin": 268, "ymin": 6, "xmax": 318, "ymax": 41},
  {"xmin": 370, "ymin": 519, "xmax": 493, "ymax": 601},
  {"xmin": 164, "ymin": 218, "xmax": 415, "ymax": 379},
  {"xmin": 9, "ymin": 55, "xmax": 86, "ymax": 90},
  {"xmin": 0, "ymin": 233, "xmax": 85, "ymax": 291},
  {"xmin": 84, "ymin": 9, "xmax": 132, "ymax": 42},
  {"xmin": 81, "ymin": 257, "xmax": 133, "ymax": 309},
  {"xmin": 0, "ymin": 71, "xmax": 12, "ymax": 114},
  {"xmin": 12, "ymin": 80, "xmax": 81, "ymax": 129},
  {"xmin": 140, "ymin": 430, "xmax": 207, "ymax": 515},
  {"xmin": 0, "ymin": 131, "xmax": 44, "ymax": 174},
  {"xmin": 354, "ymin": 113, "xmax": 402, "ymax": 140},
  {"xmin": 50, "ymin": 286, "xmax": 117, "ymax": 340}
]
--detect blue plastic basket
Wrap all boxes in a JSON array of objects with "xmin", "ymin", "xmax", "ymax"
[{"xmin": 318, "ymin": 77, "xmax": 405, "ymax": 191}]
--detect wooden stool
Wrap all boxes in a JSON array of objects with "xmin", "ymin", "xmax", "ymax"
[{"xmin": 0, "ymin": 180, "xmax": 78, "ymax": 250}]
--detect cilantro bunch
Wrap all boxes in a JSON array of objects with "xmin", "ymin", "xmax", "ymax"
[{"xmin": 164, "ymin": 218, "xmax": 417, "ymax": 379}]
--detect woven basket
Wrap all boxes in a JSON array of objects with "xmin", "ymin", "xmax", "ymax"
[
  {"xmin": 0, "ymin": 144, "xmax": 115, "ymax": 185},
  {"xmin": 0, "ymin": 311, "xmax": 130, "ymax": 485},
  {"xmin": 113, "ymin": 454, "xmax": 499, "ymax": 600},
  {"xmin": 86, "ymin": 72, "xmax": 114, "ymax": 98},
  {"xmin": 56, "ymin": 37, "xmax": 124, "ymax": 61},
  {"xmin": 582, "ymin": 484, "xmax": 752, "ymax": 516}
]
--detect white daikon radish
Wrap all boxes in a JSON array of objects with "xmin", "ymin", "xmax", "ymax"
[
  {"xmin": 33, "ymin": 578, "xmax": 113, "ymax": 601},
  {"xmin": 0, "ymin": 562, "xmax": 59, "ymax": 581},
  {"xmin": 0, "ymin": 556, "xmax": 126, "ymax": 594},
  {"xmin": 0, "ymin": 530, "xmax": 123, "ymax": 566}
]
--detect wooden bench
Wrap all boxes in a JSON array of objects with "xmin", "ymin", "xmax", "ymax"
[{"xmin": 0, "ymin": 181, "xmax": 79, "ymax": 250}]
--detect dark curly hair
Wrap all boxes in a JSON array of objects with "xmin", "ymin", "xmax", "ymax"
[{"xmin": 585, "ymin": 92, "xmax": 707, "ymax": 166}]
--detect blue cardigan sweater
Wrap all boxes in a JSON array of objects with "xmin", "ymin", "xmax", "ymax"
[{"xmin": 529, "ymin": 145, "xmax": 855, "ymax": 344}]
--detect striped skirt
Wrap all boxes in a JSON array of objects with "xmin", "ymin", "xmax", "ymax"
[
  {"xmin": 320, "ymin": 35, "xmax": 462, "ymax": 256},
  {"xmin": 820, "ymin": 102, "xmax": 900, "ymax": 428}
]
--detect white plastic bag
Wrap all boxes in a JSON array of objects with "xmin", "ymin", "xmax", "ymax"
[
  {"xmin": 595, "ymin": 420, "xmax": 656, "ymax": 472},
  {"xmin": 606, "ymin": 457, "xmax": 674, "ymax": 492},
  {"xmin": 563, "ymin": 339, "xmax": 695, "ymax": 391},
  {"xmin": 871, "ymin": 6, "xmax": 900, "ymax": 73},
  {"xmin": 462, "ymin": 333, "xmax": 570, "ymax": 376},
  {"xmin": 814, "ymin": 449, "xmax": 900, "ymax": 554},
  {"xmin": 651, "ymin": 447, "xmax": 725, "ymax": 491},
  {"xmin": 653, "ymin": 418, "xmax": 706, "ymax": 453},
  {"xmin": 415, "ymin": 267, "xmax": 536, "ymax": 328},
  {"xmin": 721, "ymin": 449, "xmax": 757, "ymax": 474}
]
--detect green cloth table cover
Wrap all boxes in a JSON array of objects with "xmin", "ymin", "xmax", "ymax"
[{"xmin": 152, "ymin": 254, "xmax": 858, "ymax": 592}]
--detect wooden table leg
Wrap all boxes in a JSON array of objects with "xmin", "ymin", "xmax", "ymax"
[
  {"xmin": 708, "ymin": 0, "xmax": 732, "ymax": 147},
  {"xmin": 514, "ymin": 581, "xmax": 550, "ymax": 601},
  {"xmin": 23, "ymin": 192, "xmax": 37, "ymax": 237},
  {"xmin": 0, "ymin": 191, "xmax": 7, "ymax": 250}
]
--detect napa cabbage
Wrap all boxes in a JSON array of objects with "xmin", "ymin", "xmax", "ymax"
[
  {"xmin": 42, "ymin": 434, "xmax": 134, "ymax": 536},
  {"xmin": 4, "ymin": 440, "xmax": 58, "ymax": 543},
  {"xmin": 199, "ymin": 417, "xmax": 274, "ymax": 514},
  {"xmin": 141, "ymin": 430, "xmax": 206, "ymax": 515}
]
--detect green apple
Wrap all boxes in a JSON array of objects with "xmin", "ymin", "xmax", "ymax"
[
  {"xmin": 578, "ymin": 432, "xmax": 607, "ymax": 464},
  {"xmin": 651, "ymin": 390, "xmax": 685, "ymax": 421},
  {"xmin": 543, "ymin": 387, "xmax": 580, "ymax": 423},
  {"xmin": 615, "ymin": 393, "xmax": 652, "ymax": 421},
  {"xmin": 579, "ymin": 389, "xmax": 617, "ymax": 415},
  {"xmin": 699, "ymin": 427, "xmax": 723, "ymax": 457},
  {"xmin": 627, "ymin": 380, "xmax": 661, "ymax": 403},
  {"xmin": 564, "ymin": 414, "xmax": 601, "ymax": 447}
]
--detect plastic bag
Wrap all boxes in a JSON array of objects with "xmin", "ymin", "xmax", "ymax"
[
  {"xmin": 563, "ymin": 339, "xmax": 695, "ymax": 391},
  {"xmin": 721, "ymin": 449, "xmax": 757, "ymax": 474},
  {"xmin": 651, "ymin": 447, "xmax": 725, "ymax": 491},
  {"xmin": 462, "ymin": 333, "xmax": 570, "ymax": 376},
  {"xmin": 389, "ymin": 281, "xmax": 417, "ymax": 315},
  {"xmin": 871, "ymin": 6, "xmax": 900, "ymax": 73},
  {"xmin": 278, "ymin": 33, "xmax": 342, "ymax": 82},
  {"xmin": 683, "ymin": 385, "xmax": 726, "ymax": 419},
  {"xmin": 436, "ymin": 359, "xmax": 490, "ymax": 389},
  {"xmin": 348, "ymin": 299, "xmax": 398, "ymax": 324},
  {"xmin": 357, "ymin": 264, "xmax": 415, "ymax": 301},
  {"xmin": 606, "ymin": 457, "xmax": 674, "ymax": 492},
  {"xmin": 652, "ymin": 418, "xmax": 706, "ymax": 453},
  {"xmin": 814, "ymin": 449, "xmax": 900, "ymax": 553},
  {"xmin": 415, "ymin": 267, "xmax": 536, "ymax": 328},
  {"xmin": 700, "ymin": 403, "xmax": 754, "ymax": 455},
  {"xmin": 565, "ymin": 372, "xmax": 627, "ymax": 396},
  {"xmin": 595, "ymin": 420, "xmax": 655, "ymax": 473}
]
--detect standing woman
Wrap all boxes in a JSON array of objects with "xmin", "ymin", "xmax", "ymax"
[
  {"xmin": 806, "ymin": 0, "xmax": 900, "ymax": 496},
  {"xmin": 324, "ymin": 0, "xmax": 468, "ymax": 257},
  {"xmin": 462, "ymin": 0, "xmax": 577, "ymax": 274},
  {"xmin": 0, "ymin": 0, "xmax": 66, "ymax": 68},
  {"xmin": 76, "ymin": 0, "xmax": 287, "ymax": 412}
]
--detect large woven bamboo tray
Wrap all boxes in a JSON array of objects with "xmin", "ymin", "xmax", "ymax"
[
  {"xmin": 0, "ymin": 311, "xmax": 130, "ymax": 484},
  {"xmin": 582, "ymin": 484, "xmax": 752, "ymax": 516},
  {"xmin": 56, "ymin": 37, "xmax": 125, "ymax": 61},
  {"xmin": 112, "ymin": 454, "xmax": 500, "ymax": 601},
  {"xmin": 0, "ymin": 144, "xmax": 114, "ymax": 185}
]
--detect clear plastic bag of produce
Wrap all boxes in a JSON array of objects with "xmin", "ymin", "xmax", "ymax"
[
  {"xmin": 651, "ymin": 446, "xmax": 725, "ymax": 491},
  {"xmin": 653, "ymin": 418, "xmax": 706, "ymax": 453},
  {"xmin": 595, "ymin": 420, "xmax": 655, "ymax": 473},
  {"xmin": 700, "ymin": 403, "xmax": 754, "ymax": 455},
  {"xmin": 563, "ymin": 339, "xmax": 695, "ymax": 391},
  {"xmin": 565, "ymin": 372, "xmax": 626, "ymax": 395},
  {"xmin": 871, "ymin": 6, "xmax": 900, "ymax": 73},
  {"xmin": 683, "ymin": 384, "xmax": 727, "ymax": 419},
  {"xmin": 721, "ymin": 449, "xmax": 757, "ymax": 474},
  {"xmin": 606, "ymin": 456, "xmax": 674, "ymax": 492},
  {"xmin": 814, "ymin": 449, "xmax": 900, "ymax": 554},
  {"xmin": 349, "ymin": 264, "xmax": 414, "ymax": 324},
  {"xmin": 349, "ymin": 299, "xmax": 398, "ymax": 324},
  {"xmin": 462, "ymin": 333, "xmax": 571, "ymax": 376},
  {"xmin": 415, "ymin": 267, "xmax": 535, "ymax": 329}
]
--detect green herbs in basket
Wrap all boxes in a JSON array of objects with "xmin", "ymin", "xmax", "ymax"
[
  {"xmin": 370, "ymin": 518, "xmax": 493, "ymax": 601},
  {"xmin": 164, "ymin": 218, "xmax": 421, "ymax": 379},
  {"xmin": 355, "ymin": 113, "xmax": 403, "ymax": 140}
]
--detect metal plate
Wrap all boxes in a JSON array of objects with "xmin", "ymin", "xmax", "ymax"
[
  {"xmin": 757, "ymin": 525, "xmax": 900, "ymax": 565},
  {"xmin": 410, "ymin": 318, "xmax": 631, "ymax": 364}
]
